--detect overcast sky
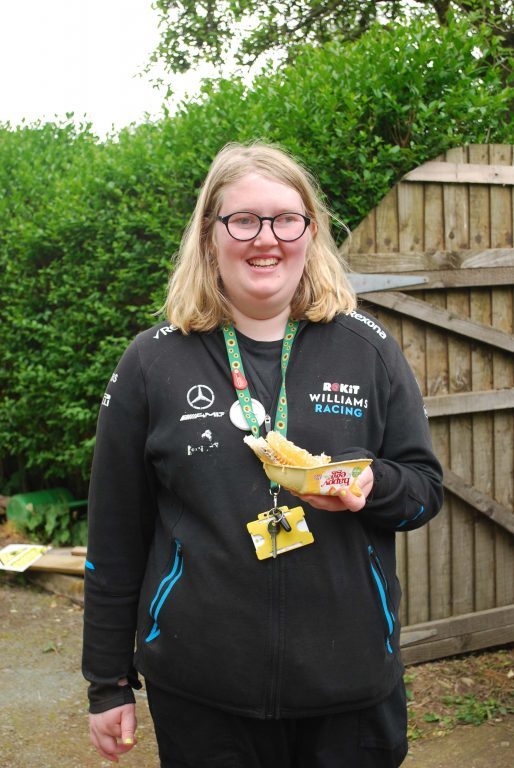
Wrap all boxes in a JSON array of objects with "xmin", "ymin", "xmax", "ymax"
[{"xmin": 0, "ymin": 0, "xmax": 188, "ymax": 136}]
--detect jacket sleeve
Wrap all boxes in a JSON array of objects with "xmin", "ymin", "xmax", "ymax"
[
  {"xmin": 82, "ymin": 337, "xmax": 156, "ymax": 712},
  {"xmin": 337, "ymin": 341, "xmax": 443, "ymax": 532}
]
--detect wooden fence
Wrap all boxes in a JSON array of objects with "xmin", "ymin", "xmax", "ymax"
[{"xmin": 343, "ymin": 144, "xmax": 514, "ymax": 664}]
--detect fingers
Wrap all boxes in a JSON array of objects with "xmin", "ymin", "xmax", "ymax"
[
  {"xmin": 292, "ymin": 466, "xmax": 374, "ymax": 512},
  {"xmin": 293, "ymin": 493, "xmax": 347, "ymax": 511},
  {"xmin": 120, "ymin": 705, "xmax": 138, "ymax": 747},
  {"xmin": 89, "ymin": 704, "xmax": 137, "ymax": 762},
  {"xmin": 90, "ymin": 730, "xmax": 121, "ymax": 763}
]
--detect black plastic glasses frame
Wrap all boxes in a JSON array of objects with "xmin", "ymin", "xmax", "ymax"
[{"xmin": 216, "ymin": 211, "xmax": 311, "ymax": 242}]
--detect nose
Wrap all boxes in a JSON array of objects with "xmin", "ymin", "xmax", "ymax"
[{"xmin": 254, "ymin": 220, "xmax": 278, "ymax": 245}]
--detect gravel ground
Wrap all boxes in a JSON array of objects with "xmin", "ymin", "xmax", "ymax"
[
  {"xmin": 0, "ymin": 576, "xmax": 512, "ymax": 768},
  {"xmin": 0, "ymin": 579, "xmax": 160, "ymax": 768}
]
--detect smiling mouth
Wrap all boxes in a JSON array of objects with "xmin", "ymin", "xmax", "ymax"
[{"xmin": 247, "ymin": 257, "xmax": 279, "ymax": 267}]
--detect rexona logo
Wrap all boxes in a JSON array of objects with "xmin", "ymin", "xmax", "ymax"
[
  {"xmin": 308, "ymin": 381, "xmax": 368, "ymax": 419},
  {"xmin": 153, "ymin": 325, "xmax": 178, "ymax": 339},
  {"xmin": 350, "ymin": 311, "xmax": 387, "ymax": 339}
]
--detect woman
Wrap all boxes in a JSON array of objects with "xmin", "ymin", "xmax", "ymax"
[{"xmin": 83, "ymin": 142, "xmax": 443, "ymax": 767}]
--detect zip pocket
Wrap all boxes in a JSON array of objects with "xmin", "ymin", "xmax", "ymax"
[
  {"xmin": 145, "ymin": 540, "xmax": 183, "ymax": 643},
  {"xmin": 368, "ymin": 545, "xmax": 396, "ymax": 654}
]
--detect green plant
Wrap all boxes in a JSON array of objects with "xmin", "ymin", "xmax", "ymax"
[
  {"xmin": 15, "ymin": 501, "xmax": 88, "ymax": 547},
  {"xmin": 442, "ymin": 695, "xmax": 514, "ymax": 725}
]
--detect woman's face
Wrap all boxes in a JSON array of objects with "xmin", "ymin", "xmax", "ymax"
[{"xmin": 213, "ymin": 173, "xmax": 314, "ymax": 320}]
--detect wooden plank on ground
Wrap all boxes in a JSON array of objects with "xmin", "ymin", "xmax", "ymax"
[
  {"xmin": 402, "ymin": 160, "xmax": 514, "ymax": 185},
  {"xmin": 29, "ymin": 547, "xmax": 86, "ymax": 575},
  {"xmin": 400, "ymin": 605, "xmax": 514, "ymax": 664},
  {"xmin": 361, "ymin": 291, "xmax": 514, "ymax": 354},
  {"xmin": 425, "ymin": 387, "xmax": 514, "ymax": 417},
  {"xmin": 442, "ymin": 466, "xmax": 514, "ymax": 536},
  {"xmin": 27, "ymin": 572, "xmax": 84, "ymax": 605}
]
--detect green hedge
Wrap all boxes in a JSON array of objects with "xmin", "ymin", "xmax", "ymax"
[{"xmin": 1, "ymin": 16, "xmax": 512, "ymax": 505}]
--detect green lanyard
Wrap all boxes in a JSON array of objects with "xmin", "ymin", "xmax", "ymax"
[{"xmin": 222, "ymin": 320, "xmax": 299, "ymax": 438}]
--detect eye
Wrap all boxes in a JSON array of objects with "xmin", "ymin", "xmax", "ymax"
[
  {"xmin": 275, "ymin": 213, "xmax": 302, "ymax": 226},
  {"xmin": 231, "ymin": 213, "xmax": 258, "ymax": 228}
]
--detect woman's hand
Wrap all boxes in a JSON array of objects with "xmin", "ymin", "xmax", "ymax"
[
  {"xmin": 89, "ymin": 703, "xmax": 137, "ymax": 763},
  {"xmin": 290, "ymin": 465, "xmax": 374, "ymax": 512}
]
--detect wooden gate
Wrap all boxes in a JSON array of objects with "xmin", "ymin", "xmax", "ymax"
[{"xmin": 342, "ymin": 144, "xmax": 514, "ymax": 664}]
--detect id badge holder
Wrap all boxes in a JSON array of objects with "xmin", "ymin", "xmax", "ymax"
[{"xmin": 247, "ymin": 505, "xmax": 314, "ymax": 560}]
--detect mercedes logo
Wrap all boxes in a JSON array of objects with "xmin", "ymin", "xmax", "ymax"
[{"xmin": 187, "ymin": 384, "xmax": 215, "ymax": 410}]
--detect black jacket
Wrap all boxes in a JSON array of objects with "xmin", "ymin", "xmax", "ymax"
[{"xmin": 82, "ymin": 313, "xmax": 443, "ymax": 718}]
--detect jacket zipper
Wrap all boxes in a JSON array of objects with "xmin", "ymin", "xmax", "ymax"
[
  {"xmin": 265, "ymin": 557, "xmax": 282, "ymax": 717},
  {"xmin": 263, "ymin": 410, "xmax": 281, "ymax": 719},
  {"xmin": 368, "ymin": 545, "xmax": 395, "ymax": 654},
  {"xmin": 145, "ymin": 540, "xmax": 183, "ymax": 643}
]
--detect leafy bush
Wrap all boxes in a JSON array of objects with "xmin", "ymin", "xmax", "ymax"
[
  {"xmin": 0, "ymin": 16, "xmax": 512, "ymax": 509},
  {"xmin": 238, "ymin": 15, "xmax": 514, "ymax": 226},
  {"xmin": 17, "ymin": 500, "xmax": 88, "ymax": 547}
]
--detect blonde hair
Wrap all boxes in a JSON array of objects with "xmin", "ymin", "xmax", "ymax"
[{"xmin": 164, "ymin": 141, "xmax": 356, "ymax": 332}]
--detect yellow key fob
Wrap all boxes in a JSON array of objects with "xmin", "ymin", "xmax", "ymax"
[{"xmin": 247, "ymin": 506, "xmax": 314, "ymax": 560}]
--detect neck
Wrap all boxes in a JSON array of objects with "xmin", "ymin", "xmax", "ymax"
[{"xmin": 229, "ymin": 304, "xmax": 290, "ymax": 341}]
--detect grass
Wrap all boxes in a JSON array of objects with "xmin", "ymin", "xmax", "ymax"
[{"xmin": 404, "ymin": 646, "xmax": 514, "ymax": 740}]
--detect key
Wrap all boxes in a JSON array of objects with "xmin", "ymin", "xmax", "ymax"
[
  {"xmin": 268, "ymin": 519, "xmax": 278, "ymax": 558},
  {"xmin": 279, "ymin": 514, "xmax": 292, "ymax": 533},
  {"xmin": 272, "ymin": 507, "xmax": 291, "ymax": 533}
]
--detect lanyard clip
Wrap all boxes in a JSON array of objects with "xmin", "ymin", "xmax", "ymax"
[{"xmin": 268, "ymin": 486, "xmax": 292, "ymax": 532}]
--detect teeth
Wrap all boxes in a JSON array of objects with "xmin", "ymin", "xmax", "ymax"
[{"xmin": 248, "ymin": 258, "xmax": 278, "ymax": 267}]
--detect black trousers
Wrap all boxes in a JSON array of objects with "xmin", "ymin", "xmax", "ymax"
[{"xmin": 145, "ymin": 678, "xmax": 408, "ymax": 768}]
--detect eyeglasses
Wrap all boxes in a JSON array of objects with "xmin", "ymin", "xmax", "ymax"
[{"xmin": 216, "ymin": 211, "xmax": 311, "ymax": 242}]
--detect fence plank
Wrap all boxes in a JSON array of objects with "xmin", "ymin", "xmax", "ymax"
[
  {"xmin": 424, "ymin": 182, "xmax": 445, "ymax": 252},
  {"xmin": 361, "ymin": 291, "xmax": 514, "ymax": 353},
  {"xmin": 376, "ymin": 187, "xmax": 399, "ymax": 253},
  {"xmin": 442, "ymin": 467, "xmax": 514, "ymax": 536},
  {"xmin": 492, "ymin": 287, "xmax": 514, "ymax": 607},
  {"xmin": 468, "ymin": 157, "xmax": 495, "ymax": 604},
  {"xmin": 488, "ymin": 147, "xmax": 514, "ymax": 609},
  {"xmin": 350, "ymin": 207, "xmax": 376, "ymax": 253},
  {"xmin": 424, "ymin": 289, "xmax": 451, "ymax": 622},
  {"xmin": 400, "ymin": 605, "xmax": 514, "ymax": 664},
  {"xmin": 404, "ymin": 267, "xmax": 514, "ymax": 290},
  {"xmin": 345, "ymin": 247, "xmax": 514, "ymax": 272},
  {"xmin": 397, "ymin": 154, "xmax": 431, "ymax": 620},
  {"xmin": 425, "ymin": 387, "xmax": 514, "ymax": 417},
  {"xmin": 402, "ymin": 314, "xmax": 430, "ymax": 625},
  {"xmin": 444, "ymin": 148, "xmax": 474, "ymax": 616},
  {"xmin": 398, "ymin": 182, "xmax": 424, "ymax": 253},
  {"xmin": 402, "ymin": 160, "xmax": 514, "ymax": 185}
]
